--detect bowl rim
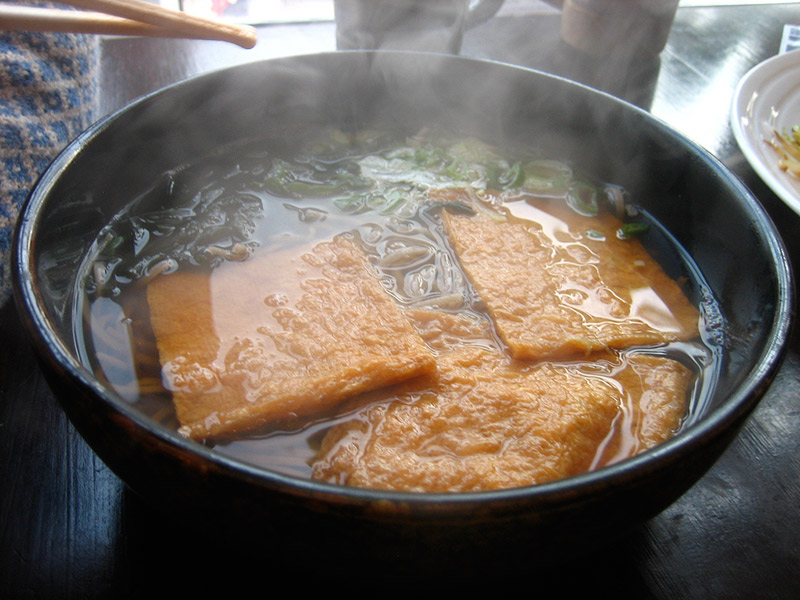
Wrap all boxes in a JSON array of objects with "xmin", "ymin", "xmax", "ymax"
[{"xmin": 11, "ymin": 50, "xmax": 795, "ymax": 509}]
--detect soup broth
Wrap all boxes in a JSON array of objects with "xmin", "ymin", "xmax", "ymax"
[{"xmin": 76, "ymin": 127, "xmax": 723, "ymax": 491}]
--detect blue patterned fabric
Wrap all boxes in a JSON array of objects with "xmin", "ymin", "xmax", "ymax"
[{"xmin": 0, "ymin": 4, "xmax": 99, "ymax": 306}]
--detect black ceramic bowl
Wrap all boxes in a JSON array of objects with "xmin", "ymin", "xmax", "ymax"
[{"xmin": 12, "ymin": 52, "xmax": 792, "ymax": 575}]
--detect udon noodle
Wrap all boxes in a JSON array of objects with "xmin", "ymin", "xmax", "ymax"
[{"xmin": 77, "ymin": 127, "xmax": 723, "ymax": 493}]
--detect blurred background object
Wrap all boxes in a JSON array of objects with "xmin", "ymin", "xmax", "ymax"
[
  {"xmin": 560, "ymin": 0, "xmax": 680, "ymax": 58},
  {"xmin": 176, "ymin": 0, "xmax": 335, "ymax": 22},
  {"xmin": 0, "ymin": 2, "xmax": 99, "ymax": 307},
  {"xmin": 332, "ymin": 0, "xmax": 504, "ymax": 52},
  {"xmin": 168, "ymin": 0, "xmax": 800, "ymax": 24}
]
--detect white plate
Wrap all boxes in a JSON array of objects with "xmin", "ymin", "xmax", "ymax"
[{"xmin": 731, "ymin": 49, "xmax": 800, "ymax": 216}]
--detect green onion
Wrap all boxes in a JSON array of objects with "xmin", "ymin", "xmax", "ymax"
[
  {"xmin": 566, "ymin": 180, "xmax": 599, "ymax": 216},
  {"xmin": 497, "ymin": 162, "xmax": 525, "ymax": 189},
  {"xmin": 422, "ymin": 200, "xmax": 477, "ymax": 217},
  {"xmin": 376, "ymin": 190, "xmax": 409, "ymax": 215},
  {"xmin": 617, "ymin": 222, "xmax": 650, "ymax": 239},
  {"xmin": 521, "ymin": 159, "xmax": 573, "ymax": 195},
  {"xmin": 333, "ymin": 193, "xmax": 366, "ymax": 214}
]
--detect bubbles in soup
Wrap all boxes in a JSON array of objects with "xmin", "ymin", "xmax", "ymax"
[{"xmin": 77, "ymin": 128, "xmax": 723, "ymax": 492}]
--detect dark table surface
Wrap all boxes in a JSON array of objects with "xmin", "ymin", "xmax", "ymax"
[{"xmin": 2, "ymin": 3, "xmax": 800, "ymax": 597}]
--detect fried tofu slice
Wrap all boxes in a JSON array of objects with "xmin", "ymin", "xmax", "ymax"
[
  {"xmin": 438, "ymin": 192, "xmax": 700, "ymax": 360},
  {"xmin": 146, "ymin": 235, "xmax": 436, "ymax": 440},
  {"xmin": 403, "ymin": 308, "xmax": 500, "ymax": 354},
  {"xmin": 601, "ymin": 352, "xmax": 694, "ymax": 460},
  {"xmin": 311, "ymin": 344, "xmax": 692, "ymax": 493}
]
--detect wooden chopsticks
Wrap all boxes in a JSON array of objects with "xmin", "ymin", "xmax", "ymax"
[{"xmin": 0, "ymin": 0, "xmax": 258, "ymax": 48}]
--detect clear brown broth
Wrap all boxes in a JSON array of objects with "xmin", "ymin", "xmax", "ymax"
[{"xmin": 75, "ymin": 129, "xmax": 724, "ymax": 483}]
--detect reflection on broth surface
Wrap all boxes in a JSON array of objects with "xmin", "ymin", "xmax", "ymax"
[{"xmin": 77, "ymin": 128, "xmax": 723, "ymax": 492}]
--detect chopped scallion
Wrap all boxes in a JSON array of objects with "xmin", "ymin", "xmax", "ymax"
[
  {"xmin": 566, "ymin": 180, "xmax": 599, "ymax": 216},
  {"xmin": 617, "ymin": 222, "xmax": 650, "ymax": 239}
]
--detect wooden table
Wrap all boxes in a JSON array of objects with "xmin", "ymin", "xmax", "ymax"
[{"xmin": 2, "ymin": 3, "xmax": 799, "ymax": 596}]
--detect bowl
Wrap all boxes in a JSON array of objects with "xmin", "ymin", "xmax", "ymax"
[{"xmin": 11, "ymin": 51, "xmax": 792, "ymax": 576}]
